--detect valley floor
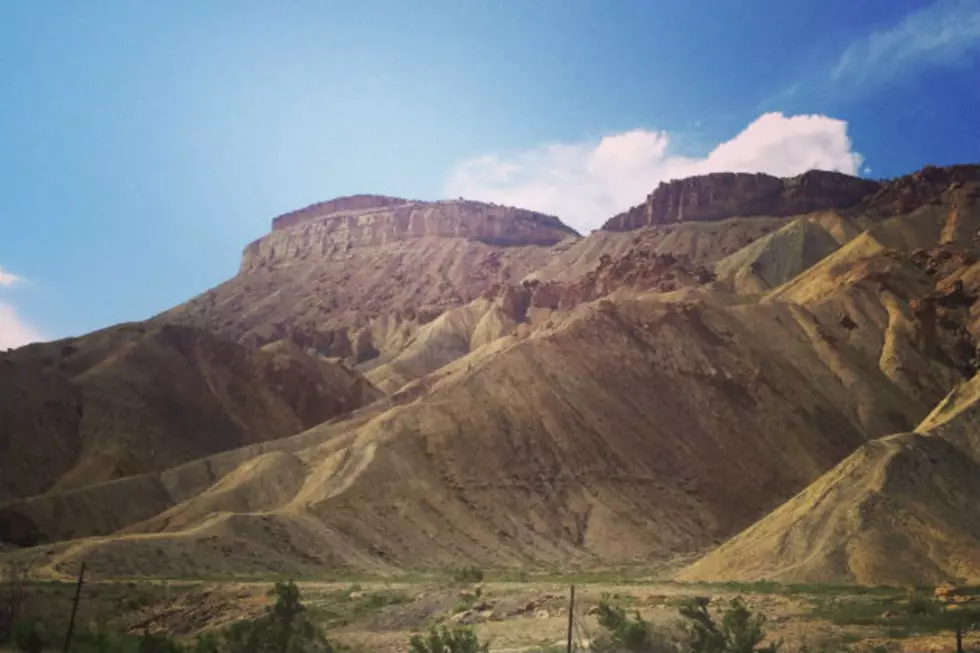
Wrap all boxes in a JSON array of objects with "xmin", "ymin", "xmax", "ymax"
[{"xmin": 9, "ymin": 570, "xmax": 980, "ymax": 653}]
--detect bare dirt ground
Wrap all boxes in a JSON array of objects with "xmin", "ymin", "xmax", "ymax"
[{"xmin": 14, "ymin": 572, "xmax": 980, "ymax": 653}]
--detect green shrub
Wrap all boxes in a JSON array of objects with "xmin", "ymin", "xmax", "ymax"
[
  {"xmin": 223, "ymin": 581, "xmax": 331, "ymax": 653},
  {"xmin": 13, "ymin": 620, "xmax": 46, "ymax": 653},
  {"xmin": 451, "ymin": 567, "xmax": 484, "ymax": 585},
  {"xmin": 809, "ymin": 593, "xmax": 980, "ymax": 639},
  {"xmin": 592, "ymin": 600, "xmax": 670, "ymax": 652},
  {"xmin": 906, "ymin": 591, "xmax": 940, "ymax": 617},
  {"xmin": 408, "ymin": 626, "xmax": 489, "ymax": 653},
  {"xmin": 72, "ymin": 625, "xmax": 142, "ymax": 653},
  {"xmin": 138, "ymin": 629, "xmax": 183, "ymax": 653},
  {"xmin": 192, "ymin": 634, "xmax": 221, "ymax": 653},
  {"xmin": 677, "ymin": 596, "xmax": 780, "ymax": 653},
  {"xmin": 591, "ymin": 595, "xmax": 779, "ymax": 653}
]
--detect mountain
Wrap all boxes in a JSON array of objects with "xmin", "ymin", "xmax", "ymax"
[
  {"xmin": 3, "ymin": 164, "xmax": 980, "ymax": 586},
  {"xmin": 0, "ymin": 323, "xmax": 380, "ymax": 506},
  {"xmin": 680, "ymin": 239, "xmax": 980, "ymax": 586},
  {"xmin": 159, "ymin": 197, "xmax": 578, "ymax": 364}
]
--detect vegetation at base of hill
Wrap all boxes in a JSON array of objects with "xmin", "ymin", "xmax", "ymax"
[
  {"xmin": 669, "ymin": 581, "xmax": 902, "ymax": 598},
  {"xmin": 306, "ymin": 585, "xmax": 412, "ymax": 629},
  {"xmin": 5, "ymin": 562, "xmax": 980, "ymax": 653},
  {"xmin": 450, "ymin": 567, "xmax": 485, "ymax": 585},
  {"xmin": 804, "ymin": 589, "xmax": 980, "ymax": 640},
  {"xmin": 408, "ymin": 626, "xmax": 489, "ymax": 653},
  {"xmin": 592, "ymin": 596, "xmax": 780, "ymax": 653},
  {"xmin": 1, "ymin": 580, "xmax": 333, "ymax": 653},
  {"xmin": 1, "ymin": 572, "xmax": 489, "ymax": 653},
  {"xmin": 592, "ymin": 589, "xmax": 980, "ymax": 653}
]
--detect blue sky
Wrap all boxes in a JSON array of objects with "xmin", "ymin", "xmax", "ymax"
[{"xmin": 1, "ymin": 0, "xmax": 978, "ymax": 347}]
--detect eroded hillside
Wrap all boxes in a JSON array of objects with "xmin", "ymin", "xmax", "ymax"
[
  {"xmin": 4, "ymin": 164, "xmax": 980, "ymax": 586},
  {"xmin": 0, "ymin": 324, "xmax": 380, "ymax": 507},
  {"xmin": 160, "ymin": 198, "xmax": 579, "ymax": 363}
]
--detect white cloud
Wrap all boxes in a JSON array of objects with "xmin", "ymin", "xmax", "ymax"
[
  {"xmin": 444, "ymin": 112, "xmax": 863, "ymax": 233},
  {"xmin": 768, "ymin": 0, "xmax": 980, "ymax": 107},
  {"xmin": 831, "ymin": 0, "xmax": 980, "ymax": 89},
  {"xmin": 0, "ymin": 266, "xmax": 44, "ymax": 349},
  {"xmin": 0, "ymin": 302, "xmax": 43, "ymax": 350},
  {"xmin": 0, "ymin": 266, "xmax": 22, "ymax": 287}
]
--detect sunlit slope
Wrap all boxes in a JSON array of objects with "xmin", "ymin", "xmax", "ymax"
[{"xmin": 22, "ymin": 283, "xmax": 963, "ymax": 578}]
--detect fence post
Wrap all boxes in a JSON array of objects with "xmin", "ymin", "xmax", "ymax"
[
  {"xmin": 62, "ymin": 562, "xmax": 86, "ymax": 653},
  {"xmin": 566, "ymin": 584, "xmax": 576, "ymax": 653}
]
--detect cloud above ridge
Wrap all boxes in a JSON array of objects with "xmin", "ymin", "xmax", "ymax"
[
  {"xmin": 445, "ymin": 112, "xmax": 863, "ymax": 233},
  {"xmin": 0, "ymin": 265, "xmax": 44, "ymax": 349}
]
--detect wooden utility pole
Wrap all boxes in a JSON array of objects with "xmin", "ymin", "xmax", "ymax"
[
  {"xmin": 62, "ymin": 563, "xmax": 86, "ymax": 653},
  {"xmin": 566, "ymin": 584, "xmax": 576, "ymax": 653}
]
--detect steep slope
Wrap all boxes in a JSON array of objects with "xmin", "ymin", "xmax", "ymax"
[
  {"xmin": 15, "ymin": 275, "xmax": 972, "ymax": 577},
  {"xmin": 529, "ymin": 217, "xmax": 788, "ymax": 283},
  {"xmin": 6, "ymin": 164, "xmax": 980, "ymax": 581},
  {"xmin": 678, "ymin": 246, "xmax": 980, "ymax": 585},
  {"xmin": 0, "ymin": 324, "xmax": 380, "ymax": 504},
  {"xmin": 160, "ymin": 197, "xmax": 579, "ymax": 363},
  {"xmin": 363, "ymin": 294, "xmax": 522, "ymax": 394},
  {"xmin": 678, "ymin": 369, "xmax": 980, "ymax": 586},
  {"xmin": 713, "ymin": 213, "xmax": 857, "ymax": 294},
  {"xmin": 676, "ymin": 431, "xmax": 980, "ymax": 586}
]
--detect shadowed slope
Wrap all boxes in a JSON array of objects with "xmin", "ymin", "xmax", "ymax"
[{"xmin": 0, "ymin": 324, "xmax": 381, "ymax": 503}]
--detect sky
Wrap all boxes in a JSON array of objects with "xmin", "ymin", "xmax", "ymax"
[{"xmin": 1, "ymin": 0, "xmax": 978, "ymax": 347}]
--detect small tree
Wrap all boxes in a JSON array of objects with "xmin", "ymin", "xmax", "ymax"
[
  {"xmin": 408, "ymin": 626, "xmax": 489, "ymax": 653},
  {"xmin": 592, "ymin": 601, "xmax": 672, "ymax": 653},
  {"xmin": 224, "ymin": 580, "xmax": 331, "ymax": 653},
  {"xmin": 678, "ymin": 597, "xmax": 780, "ymax": 653}
]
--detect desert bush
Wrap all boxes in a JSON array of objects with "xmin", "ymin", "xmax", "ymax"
[
  {"xmin": 592, "ymin": 596, "xmax": 779, "ymax": 653},
  {"xmin": 591, "ymin": 600, "xmax": 672, "ymax": 653},
  {"xmin": 192, "ymin": 633, "xmax": 221, "ymax": 653},
  {"xmin": 137, "ymin": 629, "xmax": 184, "ymax": 653},
  {"xmin": 810, "ymin": 592, "xmax": 980, "ymax": 641},
  {"xmin": 451, "ymin": 567, "xmax": 484, "ymax": 585},
  {"xmin": 223, "ymin": 580, "xmax": 331, "ymax": 653},
  {"xmin": 677, "ymin": 596, "xmax": 780, "ymax": 653},
  {"xmin": 12, "ymin": 620, "xmax": 46, "ymax": 653},
  {"xmin": 408, "ymin": 626, "xmax": 489, "ymax": 653},
  {"xmin": 906, "ymin": 590, "xmax": 940, "ymax": 617},
  {"xmin": 71, "ymin": 625, "xmax": 183, "ymax": 653}
]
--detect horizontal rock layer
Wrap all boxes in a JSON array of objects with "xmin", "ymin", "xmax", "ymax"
[
  {"xmin": 243, "ymin": 199, "xmax": 578, "ymax": 274},
  {"xmin": 603, "ymin": 169, "xmax": 880, "ymax": 231}
]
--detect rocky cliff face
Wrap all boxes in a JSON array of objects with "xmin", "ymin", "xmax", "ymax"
[
  {"xmin": 162, "ymin": 199, "xmax": 579, "ymax": 362},
  {"xmin": 242, "ymin": 199, "xmax": 578, "ymax": 274},
  {"xmin": 603, "ymin": 169, "xmax": 880, "ymax": 231},
  {"xmin": 271, "ymin": 195, "xmax": 410, "ymax": 231},
  {"xmin": 857, "ymin": 164, "xmax": 980, "ymax": 218}
]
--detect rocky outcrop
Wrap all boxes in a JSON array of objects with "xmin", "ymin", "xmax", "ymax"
[
  {"xmin": 603, "ymin": 169, "xmax": 880, "ymax": 231},
  {"xmin": 857, "ymin": 164, "xmax": 980, "ymax": 218},
  {"xmin": 482, "ymin": 249, "xmax": 715, "ymax": 318},
  {"xmin": 271, "ymin": 195, "xmax": 410, "ymax": 231},
  {"xmin": 243, "ymin": 199, "xmax": 578, "ymax": 274},
  {"xmin": 161, "ymin": 198, "xmax": 578, "ymax": 363}
]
